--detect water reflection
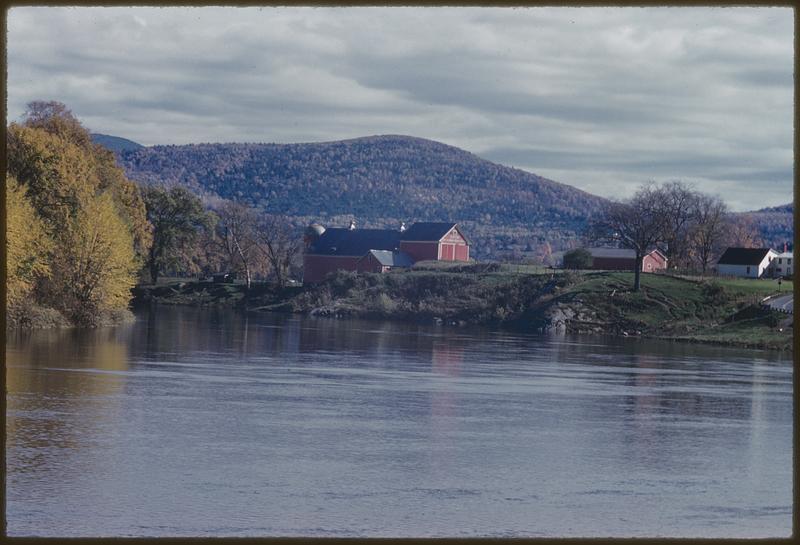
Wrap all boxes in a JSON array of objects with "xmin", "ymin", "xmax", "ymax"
[
  {"xmin": 5, "ymin": 307, "xmax": 792, "ymax": 538},
  {"xmin": 6, "ymin": 326, "xmax": 131, "ymax": 473}
]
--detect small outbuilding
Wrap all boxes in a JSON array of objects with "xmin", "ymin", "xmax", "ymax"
[
  {"xmin": 716, "ymin": 247, "xmax": 777, "ymax": 278},
  {"xmin": 583, "ymin": 248, "xmax": 668, "ymax": 272},
  {"xmin": 356, "ymin": 250, "xmax": 415, "ymax": 274}
]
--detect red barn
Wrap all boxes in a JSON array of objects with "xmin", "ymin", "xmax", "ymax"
[
  {"xmin": 399, "ymin": 222, "xmax": 470, "ymax": 262},
  {"xmin": 585, "ymin": 248, "xmax": 668, "ymax": 272},
  {"xmin": 303, "ymin": 221, "xmax": 470, "ymax": 283}
]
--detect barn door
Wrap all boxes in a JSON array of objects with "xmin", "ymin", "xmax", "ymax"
[{"xmin": 443, "ymin": 244, "xmax": 455, "ymax": 260}]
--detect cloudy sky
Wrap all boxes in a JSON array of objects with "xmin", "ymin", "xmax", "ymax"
[{"xmin": 7, "ymin": 6, "xmax": 793, "ymax": 210}]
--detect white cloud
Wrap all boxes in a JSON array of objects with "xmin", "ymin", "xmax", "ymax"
[{"xmin": 7, "ymin": 6, "xmax": 793, "ymax": 211}]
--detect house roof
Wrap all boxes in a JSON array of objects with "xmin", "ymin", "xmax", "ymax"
[
  {"xmin": 717, "ymin": 247, "xmax": 773, "ymax": 266},
  {"xmin": 308, "ymin": 228, "xmax": 401, "ymax": 256},
  {"xmin": 366, "ymin": 250, "xmax": 414, "ymax": 267},
  {"xmin": 586, "ymin": 247, "xmax": 666, "ymax": 260},
  {"xmin": 401, "ymin": 222, "xmax": 466, "ymax": 243}
]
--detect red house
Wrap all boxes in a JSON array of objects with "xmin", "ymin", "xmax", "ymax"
[
  {"xmin": 585, "ymin": 248, "xmax": 668, "ymax": 272},
  {"xmin": 303, "ymin": 221, "xmax": 470, "ymax": 283}
]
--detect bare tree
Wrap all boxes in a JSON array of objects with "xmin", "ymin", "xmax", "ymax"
[
  {"xmin": 659, "ymin": 181, "xmax": 698, "ymax": 270},
  {"xmin": 255, "ymin": 214, "xmax": 301, "ymax": 288},
  {"xmin": 724, "ymin": 213, "xmax": 763, "ymax": 249},
  {"xmin": 690, "ymin": 194, "xmax": 729, "ymax": 275},
  {"xmin": 215, "ymin": 201, "xmax": 261, "ymax": 289},
  {"xmin": 587, "ymin": 184, "xmax": 669, "ymax": 292}
]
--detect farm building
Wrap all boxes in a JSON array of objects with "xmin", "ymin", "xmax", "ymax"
[
  {"xmin": 716, "ymin": 247, "xmax": 777, "ymax": 278},
  {"xmin": 768, "ymin": 251, "xmax": 793, "ymax": 278},
  {"xmin": 582, "ymin": 248, "xmax": 668, "ymax": 272},
  {"xmin": 767, "ymin": 242, "xmax": 794, "ymax": 278},
  {"xmin": 303, "ymin": 221, "xmax": 470, "ymax": 283}
]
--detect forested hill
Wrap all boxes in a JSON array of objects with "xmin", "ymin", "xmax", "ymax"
[
  {"xmin": 116, "ymin": 135, "xmax": 607, "ymax": 259},
  {"xmin": 746, "ymin": 202, "xmax": 794, "ymax": 249}
]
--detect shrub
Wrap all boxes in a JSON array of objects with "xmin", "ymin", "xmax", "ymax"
[
  {"xmin": 563, "ymin": 248, "xmax": 593, "ymax": 270},
  {"xmin": 766, "ymin": 313, "xmax": 780, "ymax": 328},
  {"xmin": 701, "ymin": 281, "xmax": 728, "ymax": 304}
]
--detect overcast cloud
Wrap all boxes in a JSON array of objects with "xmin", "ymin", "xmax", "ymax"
[{"xmin": 7, "ymin": 6, "xmax": 793, "ymax": 210}]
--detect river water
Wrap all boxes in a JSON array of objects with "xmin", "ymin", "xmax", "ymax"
[{"xmin": 5, "ymin": 307, "xmax": 793, "ymax": 537}]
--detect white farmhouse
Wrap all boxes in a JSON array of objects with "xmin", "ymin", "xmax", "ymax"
[
  {"xmin": 716, "ymin": 248, "xmax": 777, "ymax": 278},
  {"xmin": 768, "ymin": 251, "xmax": 793, "ymax": 278}
]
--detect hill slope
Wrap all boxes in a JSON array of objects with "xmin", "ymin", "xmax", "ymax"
[
  {"xmin": 91, "ymin": 133, "xmax": 144, "ymax": 153},
  {"xmin": 745, "ymin": 202, "xmax": 793, "ymax": 249},
  {"xmin": 117, "ymin": 135, "xmax": 606, "ymax": 259}
]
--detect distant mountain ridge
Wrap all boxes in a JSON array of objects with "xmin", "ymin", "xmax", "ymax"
[
  {"xmin": 91, "ymin": 133, "xmax": 144, "ymax": 153},
  {"xmin": 116, "ymin": 134, "xmax": 607, "ymax": 259}
]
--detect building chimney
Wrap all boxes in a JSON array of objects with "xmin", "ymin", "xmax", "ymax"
[
  {"xmin": 349, "ymin": 220, "xmax": 356, "ymax": 230},
  {"xmin": 784, "ymin": 241, "xmax": 788, "ymax": 253},
  {"xmin": 399, "ymin": 221, "xmax": 406, "ymax": 232}
]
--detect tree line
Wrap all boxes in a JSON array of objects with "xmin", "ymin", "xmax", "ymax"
[
  {"xmin": 6, "ymin": 101, "xmax": 301, "ymax": 328},
  {"xmin": 142, "ymin": 186, "xmax": 301, "ymax": 289},
  {"xmin": 568, "ymin": 181, "xmax": 765, "ymax": 291}
]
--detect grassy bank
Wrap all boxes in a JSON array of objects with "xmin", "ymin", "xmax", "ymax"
[
  {"xmin": 548, "ymin": 271, "xmax": 792, "ymax": 350},
  {"xmin": 132, "ymin": 264, "xmax": 793, "ymax": 351}
]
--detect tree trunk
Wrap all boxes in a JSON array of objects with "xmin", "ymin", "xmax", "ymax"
[
  {"xmin": 244, "ymin": 264, "xmax": 251, "ymax": 290},
  {"xmin": 633, "ymin": 254, "xmax": 643, "ymax": 292},
  {"xmin": 148, "ymin": 243, "xmax": 159, "ymax": 285},
  {"xmin": 274, "ymin": 263, "xmax": 284, "ymax": 288},
  {"xmin": 232, "ymin": 235, "xmax": 251, "ymax": 290},
  {"xmin": 149, "ymin": 262, "xmax": 159, "ymax": 285}
]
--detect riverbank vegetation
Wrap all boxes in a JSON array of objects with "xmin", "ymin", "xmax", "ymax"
[
  {"xmin": 7, "ymin": 102, "xmax": 146, "ymax": 328},
  {"xmin": 134, "ymin": 264, "xmax": 792, "ymax": 351}
]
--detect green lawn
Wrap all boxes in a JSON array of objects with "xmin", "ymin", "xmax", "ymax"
[{"xmin": 712, "ymin": 276, "xmax": 791, "ymax": 296}]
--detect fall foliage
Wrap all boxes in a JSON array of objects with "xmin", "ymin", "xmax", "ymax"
[
  {"xmin": 6, "ymin": 101, "xmax": 147, "ymax": 327},
  {"xmin": 46, "ymin": 193, "xmax": 139, "ymax": 325},
  {"xmin": 6, "ymin": 175, "xmax": 52, "ymax": 308}
]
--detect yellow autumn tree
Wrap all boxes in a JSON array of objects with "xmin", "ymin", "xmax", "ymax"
[
  {"xmin": 7, "ymin": 101, "xmax": 153, "ymax": 327},
  {"xmin": 47, "ymin": 192, "xmax": 139, "ymax": 325},
  {"xmin": 6, "ymin": 174, "xmax": 52, "ymax": 308},
  {"xmin": 93, "ymin": 144, "xmax": 153, "ymax": 265},
  {"xmin": 9, "ymin": 101, "xmax": 153, "ymax": 265},
  {"xmin": 7, "ymin": 123, "xmax": 99, "ymax": 231}
]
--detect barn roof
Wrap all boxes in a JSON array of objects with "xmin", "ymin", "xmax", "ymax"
[
  {"xmin": 308, "ymin": 228, "xmax": 400, "ymax": 256},
  {"xmin": 587, "ymin": 247, "xmax": 636, "ymax": 259},
  {"xmin": 307, "ymin": 221, "xmax": 470, "ymax": 256},
  {"xmin": 717, "ymin": 247, "xmax": 773, "ymax": 265},
  {"xmin": 401, "ymin": 222, "xmax": 459, "ymax": 242},
  {"xmin": 366, "ymin": 250, "xmax": 414, "ymax": 267}
]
